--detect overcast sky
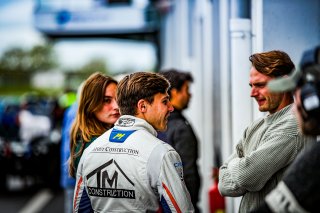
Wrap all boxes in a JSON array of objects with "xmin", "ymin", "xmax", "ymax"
[{"xmin": 0, "ymin": 0, "xmax": 157, "ymax": 73}]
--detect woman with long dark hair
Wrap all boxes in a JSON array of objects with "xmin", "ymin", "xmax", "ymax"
[{"xmin": 69, "ymin": 72, "xmax": 120, "ymax": 178}]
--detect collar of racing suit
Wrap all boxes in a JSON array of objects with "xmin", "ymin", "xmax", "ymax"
[{"xmin": 114, "ymin": 115, "xmax": 158, "ymax": 137}]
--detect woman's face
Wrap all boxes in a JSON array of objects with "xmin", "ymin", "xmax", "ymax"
[{"xmin": 94, "ymin": 83, "xmax": 120, "ymax": 125}]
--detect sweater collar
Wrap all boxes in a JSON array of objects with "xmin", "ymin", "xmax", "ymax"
[{"xmin": 265, "ymin": 104, "xmax": 293, "ymax": 124}]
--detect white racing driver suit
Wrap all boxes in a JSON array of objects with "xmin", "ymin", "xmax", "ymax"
[{"xmin": 73, "ymin": 115, "xmax": 194, "ymax": 212}]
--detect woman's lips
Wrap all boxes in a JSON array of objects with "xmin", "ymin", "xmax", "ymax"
[{"xmin": 111, "ymin": 113, "xmax": 120, "ymax": 117}]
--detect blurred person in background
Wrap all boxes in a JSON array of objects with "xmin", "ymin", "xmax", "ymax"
[
  {"xmin": 58, "ymin": 89, "xmax": 77, "ymax": 110},
  {"xmin": 68, "ymin": 72, "xmax": 120, "ymax": 179},
  {"xmin": 159, "ymin": 69, "xmax": 201, "ymax": 212},
  {"xmin": 253, "ymin": 45, "xmax": 320, "ymax": 213},
  {"xmin": 73, "ymin": 72, "xmax": 194, "ymax": 212},
  {"xmin": 218, "ymin": 50, "xmax": 316, "ymax": 212},
  {"xmin": 57, "ymin": 89, "xmax": 77, "ymax": 128},
  {"xmin": 60, "ymin": 83, "xmax": 83, "ymax": 213},
  {"xmin": 18, "ymin": 95, "xmax": 51, "ymax": 145}
]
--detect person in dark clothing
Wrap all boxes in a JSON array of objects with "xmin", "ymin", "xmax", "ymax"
[
  {"xmin": 252, "ymin": 46, "xmax": 320, "ymax": 213},
  {"xmin": 159, "ymin": 69, "xmax": 201, "ymax": 212}
]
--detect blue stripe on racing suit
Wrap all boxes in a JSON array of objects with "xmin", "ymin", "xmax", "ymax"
[
  {"xmin": 160, "ymin": 195, "xmax": 172, "ymax": 213},
  {"xmin": 78, "ymin": 188, "xmax": 93, "ymax": 213}
]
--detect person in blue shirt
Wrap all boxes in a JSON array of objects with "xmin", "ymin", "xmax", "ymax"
[{"xmin": 60, "ymin": 102, "xmax": 78, "ymax": 213}]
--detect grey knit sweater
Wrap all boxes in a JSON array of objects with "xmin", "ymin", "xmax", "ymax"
[{"xmin": 218, "ymin": 104, "xmax": 316, "ymax": 213}]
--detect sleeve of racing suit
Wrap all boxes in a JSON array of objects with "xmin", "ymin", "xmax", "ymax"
[
  {"xmin": 73, "ymin": 151, "xmax": 93, "ymax": 213},
  {"xmin": 148, "ymin": 143, "xmax": 194, "ymax": 213}
]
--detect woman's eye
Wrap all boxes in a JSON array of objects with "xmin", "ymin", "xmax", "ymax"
[{"xmin": 104, "ymin": 98, "xmax": 111, "ymax": 103}]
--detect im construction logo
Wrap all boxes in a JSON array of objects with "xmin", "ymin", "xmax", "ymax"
[{"xmin": 86, "ymin": 159, "xmax": 135, "ymax": 199}]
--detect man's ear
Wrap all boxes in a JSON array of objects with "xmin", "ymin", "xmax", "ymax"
[{"xmin": 137, "ymin": 99, "xmax": 147, "ymax": 113}]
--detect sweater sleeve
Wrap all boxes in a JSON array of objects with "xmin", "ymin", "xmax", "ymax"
[
  {"xmin": 218, "ymin": 140, "xmax": 247, "ymax": 197},
  {"xmin": 264, "ymin": 142, "xmax": 320, "ymax": 212},
  {"xmin": 219, "ymin": 133, "xmax": 300, "ymax": 197}
]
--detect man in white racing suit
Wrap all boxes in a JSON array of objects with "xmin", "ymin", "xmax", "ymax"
[{"xmin": 73, "ymin": 72, "xmax": 194, "ymax": 212}]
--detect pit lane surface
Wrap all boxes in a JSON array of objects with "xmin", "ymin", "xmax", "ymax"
[{"xmin": 0, "ymin": 186, "xmax": 63, "ymax": 213}]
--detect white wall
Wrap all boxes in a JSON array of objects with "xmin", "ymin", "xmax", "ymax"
[{"xmin": 263, "ymin": 0, "xmax": 320, "ymax": 65}]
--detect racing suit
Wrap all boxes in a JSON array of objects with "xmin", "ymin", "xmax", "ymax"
[{"xmin": 73, "ymin": 115, "xmax": 194, "ymax": 212}]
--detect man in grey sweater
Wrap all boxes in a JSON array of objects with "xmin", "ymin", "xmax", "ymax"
[
  {"xmin": 218, "ymin": 50, "xmax": 316, "ymax": 212},
  {"xmin": 252, "ymin": 45, "xmax": 320, "ymax": 213}
]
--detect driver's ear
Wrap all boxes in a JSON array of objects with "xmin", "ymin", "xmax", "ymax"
[{"xmin": 137, "ymin": 99, "xmax": 147, "ymax": 113}]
